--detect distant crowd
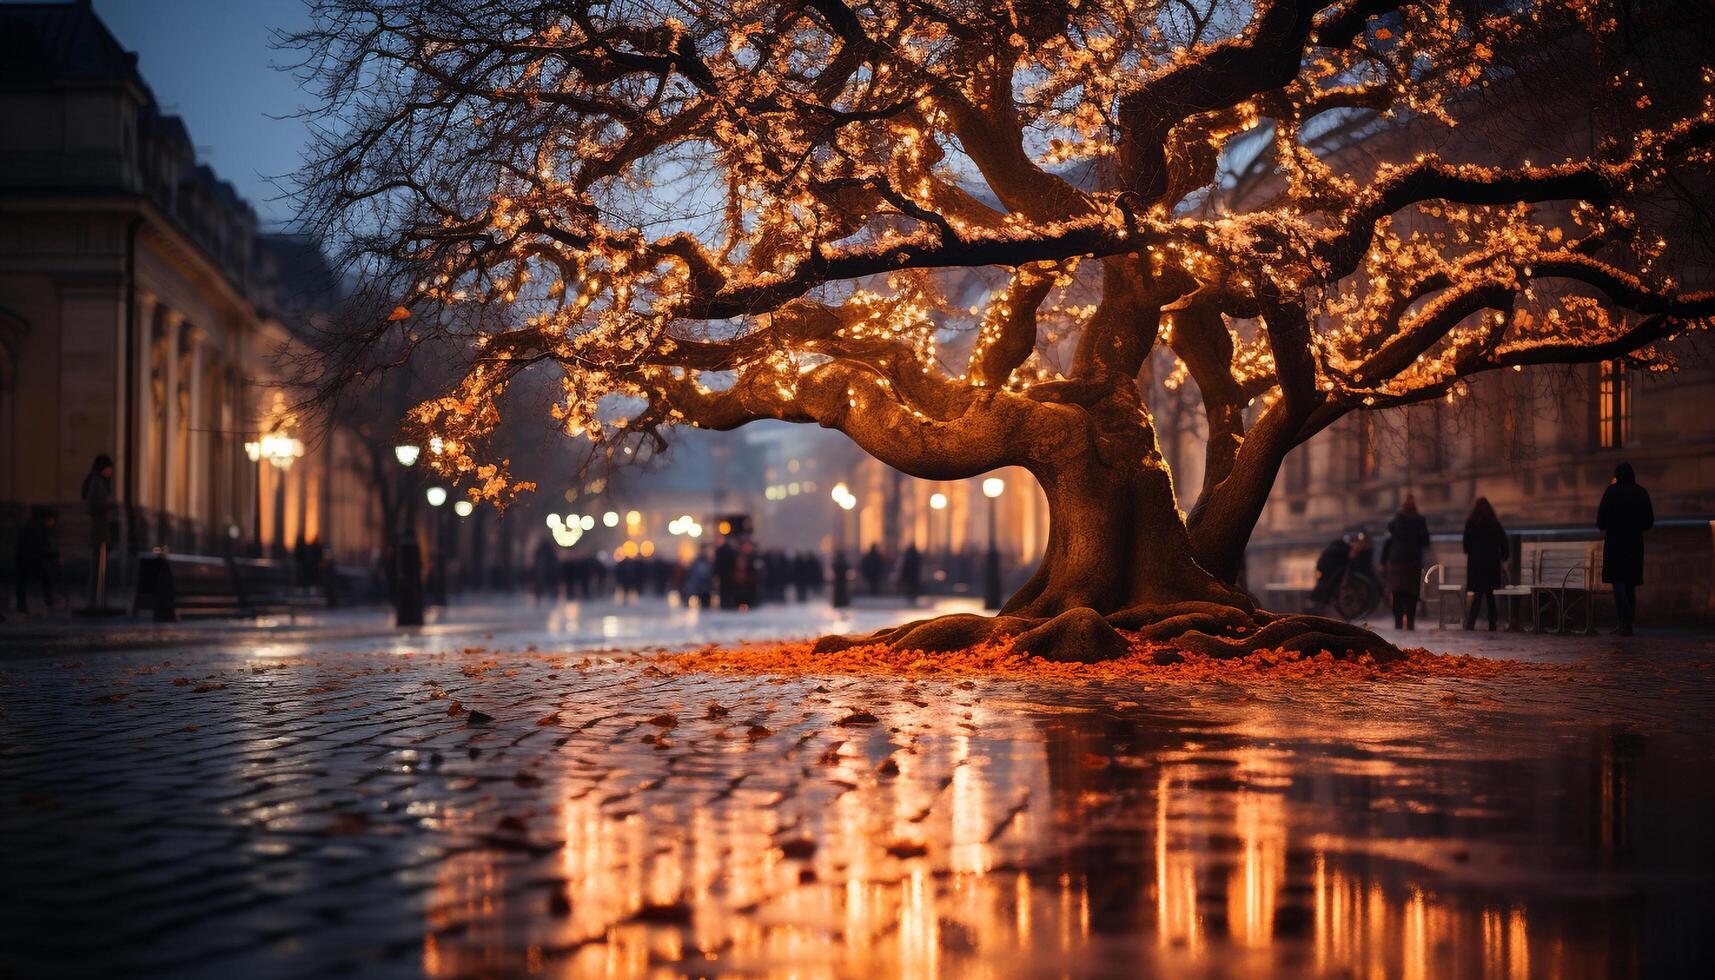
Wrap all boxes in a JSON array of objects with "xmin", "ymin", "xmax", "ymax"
[{"xmin": 531, "ymin": 537, "xmax": 829, "ymax": 610}]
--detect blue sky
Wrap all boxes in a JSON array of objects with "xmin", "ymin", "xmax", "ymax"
[{"xmin": 94, "ymin": 0, "xmax": 316, "ymax": 228}]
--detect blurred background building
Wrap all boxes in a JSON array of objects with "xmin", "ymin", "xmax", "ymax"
[{"xmin": 0, "ymin": 0, "xmax": 379, "ymax": 597}]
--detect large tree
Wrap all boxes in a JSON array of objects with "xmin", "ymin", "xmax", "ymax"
[{"xmin": 293, "ymin": 0, "xmax": 1715, "ymax": 659}]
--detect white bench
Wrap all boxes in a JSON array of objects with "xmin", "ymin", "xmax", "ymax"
[
  {"xmin": 1424, "ymin": 542, "xmax": 1586, "ymax": 631},
  {"xmin": 1423, "ymin": 552, "xmax": 1468, "ymax": 628},
  {"xmin": 1531, "ymin": 541, "xmax": 1610, "ymax": 634}
]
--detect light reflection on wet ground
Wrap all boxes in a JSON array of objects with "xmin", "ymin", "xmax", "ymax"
[{"xmin": 1, "ymin": 608, "xmax": 1713, "ymax": 977}]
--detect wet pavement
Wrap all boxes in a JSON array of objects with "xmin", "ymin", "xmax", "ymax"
[{"xmin": 2, "ymin": 599, "xmax": 1714, "ymax": 978}]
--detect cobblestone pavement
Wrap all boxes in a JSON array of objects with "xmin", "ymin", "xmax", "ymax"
[{"xmin": 3, "ymin": 600, "xmax": 1714, "ymax": 978}]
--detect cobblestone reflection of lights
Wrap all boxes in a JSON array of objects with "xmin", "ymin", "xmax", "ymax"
[{"xmin": 4, "ymin": 612, "xmax": 1712, "ymax": 977}]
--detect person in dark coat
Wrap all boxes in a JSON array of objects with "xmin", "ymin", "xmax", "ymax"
[
  {"xmin": 531, "ymin": 537, "xmax": 558, "ymax": 599},
  {"xmin": 1309, "ymin": 537, "xmax": 1351, "ymax": 608},
  {"xmin": 859, "ymin": 544, "xmax": 888, "ymax": 596},
  {"xmin": 81, "ymin": 453, "xmax": 115, "ymax": 606},
  {"xmin": 1597, "ymin": 461, "xmax": 1653, "ymax": 636},
  {"xmin": 733, "ymin": 540, "xmax": 759, "ymax": 609},
  {"xmin": 899, "ymin": 544, "xmax": 923, "ymax": 603},
  {"xmin": 1461, "ymin": 497, "xmax": 1509, "ymax": 631},
  {"xmin": 14, "ymin": 507, "xmax": 59, "ymax": 614},
  {"xmin": 682, "ymin": 546, "xmax": 714, "ymax": 608},
  {"xmin": 714, "ymin": 538, "xmax": 738, "ymax": 609},
  {"xmin": 1382, "ymin": 496, "xmax": 1432, "ymax": 630}
]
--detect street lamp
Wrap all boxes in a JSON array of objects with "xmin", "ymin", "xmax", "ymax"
[
  {"xmin": 425, "ymin": 486, "xmax": 449, "ymax": 607},
  {"xmin": 243, "ymin": 430, "xmax": 303, "ymax": 558},
  {"xmin": 393, "ymin": 444, "xmax": 426, "ymax": 627},
  {"xmin": 246, "ymin": 432, "xmax": 303, "ymax": 470},
  {"xmin": 982, "ymin": 477, "xmax": 1005, "ymax": 610},
  {"xmin": 831, "ymin": 483, "xmax": 856, "ymax": 608},
  {"xmin": 453, "ymin": 500, "xmax": 474, "ymax": 518},
  {"xmin": 929, "ymin": 492, "xmax": 950, "ymax": 587},
  {"xmin": 602, "ymin": 510, "xmax": 620, "ymax": 528}
]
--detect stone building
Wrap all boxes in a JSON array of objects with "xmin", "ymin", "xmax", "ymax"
[{"xmin": 0, "ymin": 0, "xmax": 380, "ymax": 602}]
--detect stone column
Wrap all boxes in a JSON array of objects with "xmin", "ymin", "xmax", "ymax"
[
  {"xmin": 182, "ymin": 327, "xmax": 209, "ymax": 544},
  {"xmin": 133, "ymin": 291, "xmax": 158, "ymax": 517},
  {"xmin": 158, "ymin": 308, "xmax": 184, "ymax": 527}
]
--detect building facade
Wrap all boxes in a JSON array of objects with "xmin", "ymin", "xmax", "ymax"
[{"xmin": 0, "ymin": 1, "xmax": 379, "ymax": 600}]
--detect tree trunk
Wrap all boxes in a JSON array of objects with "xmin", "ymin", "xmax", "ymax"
[{"xmin": 1001, "ymin": 453, "xmax": 1242, "ymax": 620}]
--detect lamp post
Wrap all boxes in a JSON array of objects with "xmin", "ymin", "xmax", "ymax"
[
  {"xmin": 929, "ymin": 492, "xmax": 949, "ymax": 589},
  {"xmin": 831, "ymin": 482, "xmax": 856, "ymax": 608},
  {"xmin": 453, "ymin": 499, "xmax": 474, "ymax": 591},
  {"xmin": 982, "ymin": 477, "xmax": 1005, "ymax": 610},
  {"xmin": 245, "ymin": 430, "xmax": 303, "ymax": 559},
  {"xmin": 393, "ymin": 444, "xmax": 424, "ymax": 626},
  {"xmin": 425, "ymin": 485, "xmax": 449, "ymax": 608}
]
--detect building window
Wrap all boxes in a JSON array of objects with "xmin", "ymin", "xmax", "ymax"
[{"xmin": 1597, "ymin": 360, "xmax": 1631, "ymax": 450}]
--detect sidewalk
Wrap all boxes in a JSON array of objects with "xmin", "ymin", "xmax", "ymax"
[
  {"xmin": 0, "ymin": 604, "xmax": 482, "ymax": 657},
  {"xmin": 0, "ymin": 595, "xmax": 985, "ymax": 658}
]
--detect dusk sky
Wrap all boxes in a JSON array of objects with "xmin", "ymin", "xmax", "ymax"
[{"xmin": 93, "ymin": 0, "xmax": 316, "ymax": 229}]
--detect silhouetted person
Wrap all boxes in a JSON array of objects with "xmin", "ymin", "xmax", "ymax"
[
  {"xmin": 1309, "ymin": 537, "xmax": 1350, "ymax": 609},
  {"xmin": 1598, "ymin": 461, "xmax": 1653, "ymax": 636},
  {"xmin": 81, "ymin": 453, "xmax": 115, "ymax": 607},
  {"xmin": 860, "ymin": 544, "xmax": 887, "ymax": 596},
  {"xmin": 14, "ymin": 507, "xmax": 59, "ymax": 615},
  {"xmin": 1461, "ymin": 497, "xmax": 1509, "ymax": 631},
  {"xmin": 899, "ymin": 544, "xmax": 922, "ymax": 602},
  {"xmin": 1382, "ymin": 496, "xmax": 1431, "ymax": 630},
  {"xmin": 733, "ymin": 539, "xmax": 759, "ymax": 609},
  {"xmin": 795, "ymin": 550, "xmax": 823, "ymax": 599},
  {"xmin": 714, "ymin": 537, "xmax": 737, "ymax": 609},
  {"xmin": 1348, "ymin": 529, "xmax": 1375, "ymax": 578},
  {"xmin": 683, "ymin": 546, "xmax": 713, "ymax": 607}
]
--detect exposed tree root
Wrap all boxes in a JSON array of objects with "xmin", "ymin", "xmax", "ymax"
[{"xmin": 811, "ymin": 602, "xmax": 1402, "ymax": 664}]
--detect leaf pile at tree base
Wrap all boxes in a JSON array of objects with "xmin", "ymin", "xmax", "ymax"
[{"xmin": 656, "ymin": 633, "xmax": 1531, "ymax": 684}]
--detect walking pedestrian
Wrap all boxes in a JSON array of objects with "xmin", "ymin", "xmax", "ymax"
[
  {"xmin": 1308, "ymin": 536, "xmax": 1351, "ymax": 611},
  {"xmin": 1461, "ymin": 497, "xmax": 1509, "ymax": 630},
  {"xmin": 714, "ymin": 537, "xmax": 737, "ymax": 609},
  {"xmin": 899, "ymin": 543, "xmax": 922, "ymax": 603},
  {"xmin": 860, "ymin": 544, "xmax": 887, "ymax": 596},
  {"xmin": 682, "ymin": 545, "xmax": 713, "ymax": 608},
  {"xmin": 80, "ymin": 453, "xmax": 115, "ymax": 609},
  {"xmin": 1382, "ymin": 496, "xmax": 1432, "ymax": 630},
  {"xmin": 14, "ymin": 506, "xmax": 59, "ymax": 614},
  {"xmin": 1597, "ymin": 461, "xmax": 1653, "ymax": 636}
]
